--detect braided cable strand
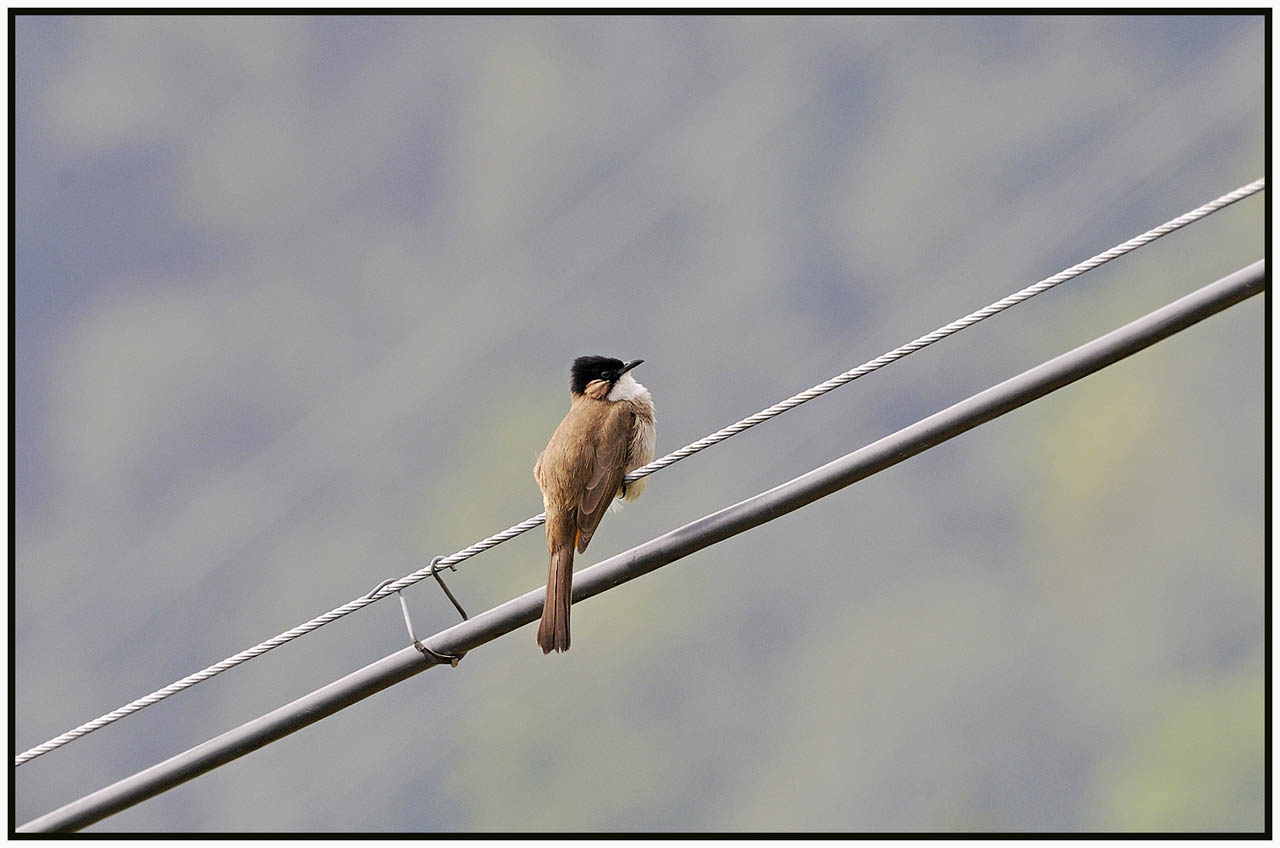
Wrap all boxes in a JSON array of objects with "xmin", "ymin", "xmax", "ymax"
[
  {"xmin": 16, "ymin": 178, "xmax": 1264, "ymax": 767},
  {"xmin": 13, "ymin": 513, "xmax": 554, "ymax": 765},
  {"xmin": 623, "ymin": 177, "xmax": 1267, "ymax": 479}
]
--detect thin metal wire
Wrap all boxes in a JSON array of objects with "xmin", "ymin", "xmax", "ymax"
[
  {"xmin": 623, "ymin": 178, "xmax": 1267, "ymax": 481},
  {"xmin": 15, "ymin": 178, "xmax": 1264, "ymax": 767},
  {"xmin": 18, "ymin": 259, "xmax": 1268, "ymax": 833}
]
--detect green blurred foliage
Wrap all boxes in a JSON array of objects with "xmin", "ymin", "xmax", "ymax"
[
  {"xmin": 14, "ymin": 14, "xmax": 1263, "ymax": 833},
  {"xmin": 1094, "ymin": 661, "xmax": 1264, "ymax": 831}
]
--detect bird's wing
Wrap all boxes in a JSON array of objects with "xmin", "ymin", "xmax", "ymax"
[{"xmin": 575, "ymin": 407, "xmax": 634, "ymax": 553}]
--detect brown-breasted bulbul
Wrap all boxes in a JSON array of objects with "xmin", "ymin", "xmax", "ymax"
[{"xmin": 533, "ymin": 356, "xmax": 656, "ymax": 653}]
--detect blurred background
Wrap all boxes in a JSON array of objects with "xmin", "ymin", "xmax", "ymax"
[{"xmin": 14, "ymin": 14, "xmax": 1264, "ymax": 833}]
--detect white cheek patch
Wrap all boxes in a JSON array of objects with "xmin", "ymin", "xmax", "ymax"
[{"xmin": 607, "ymin": 373, "xmax": 647, "ymax": 402}]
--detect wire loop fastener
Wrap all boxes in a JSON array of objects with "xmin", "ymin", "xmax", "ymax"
[
  {"xmin": 429, "ymin": 555, "xmax": 470, "ymax": 622},
  {"xmin": 364, "ymin": 560, "xmax": 466, "ymax": 667}
]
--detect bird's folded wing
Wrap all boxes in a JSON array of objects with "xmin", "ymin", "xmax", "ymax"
[{"xmin": 575, "ymin": 408, "xmax": 634, "ymax": 553}]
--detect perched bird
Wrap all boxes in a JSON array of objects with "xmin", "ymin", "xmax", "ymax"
[{"xmin": 533, "ymin": 356, "xmax": 656, "ymax": 653}]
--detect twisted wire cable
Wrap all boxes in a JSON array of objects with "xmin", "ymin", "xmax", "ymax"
[
  {"xmin": 17, "ymin": 177, "xmax": 1264, "ymax": 767},
  {"xmin": 625, "ymin": 177, "xmax": 1267, "ymax": 479}
]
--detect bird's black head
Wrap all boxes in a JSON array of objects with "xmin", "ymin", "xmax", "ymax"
[{"xmin": 570, "ymin": 355, "xmax": 644, "ymax": 396}]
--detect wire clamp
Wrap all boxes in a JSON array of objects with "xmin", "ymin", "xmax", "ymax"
[
  {"xmin": 364, "ymin": 571, "xmax": 465, "ymax": 667},
  {"xmin": 428, "ymin": 555, "xmax": 470, "ymax": 621},
  {"xmin": 412, "ymin": 638, "xmax": 463, "ymax": 667}
]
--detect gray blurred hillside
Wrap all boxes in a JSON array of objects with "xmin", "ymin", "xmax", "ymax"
[{"xmin": 14, "ymin": 14, "xmax": 1264, "ymax": 832}]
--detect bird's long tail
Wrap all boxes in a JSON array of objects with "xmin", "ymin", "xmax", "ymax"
[{"xmin": 537, "ymin": 514, "xmax": 576, "ymax": 653}]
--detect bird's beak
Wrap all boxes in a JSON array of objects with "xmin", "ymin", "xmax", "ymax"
[{"xmin": 620, "ymin": 359, "xmax": 644, "ymax": 374}]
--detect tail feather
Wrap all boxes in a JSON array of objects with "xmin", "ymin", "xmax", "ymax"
[{"xmin": 537, "ymin": 519, "xmax": 575, "ymax": 653}]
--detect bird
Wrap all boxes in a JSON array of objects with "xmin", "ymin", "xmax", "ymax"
[{"xmin": 533, "ymin": 356, "xmax": 656, "ymax": 653}]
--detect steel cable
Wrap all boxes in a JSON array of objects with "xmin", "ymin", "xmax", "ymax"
[
  {"xmin": 16, "ymin": 177, "xmax": 1264, "ymax": 767},
  {"xmin": 19, "ymin": 259, "xmax": 1267, "ymax": 833}
]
